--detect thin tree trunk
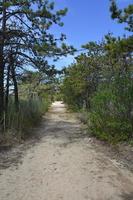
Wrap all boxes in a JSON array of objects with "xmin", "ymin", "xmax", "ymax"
[
  {"xmin": 0, "ymin": 0, "xmax": 7, "ymax": 127},
  {"xmin": 5, "ymin": 64, "xmax": 11, "ymax": 110},
  {"xmin": 0, "ymin": 53, "xmax": 4, "ymax": 121},
  {"xmin": 11, "ymin": 62, "xmax": 19, "ymax": 112}
]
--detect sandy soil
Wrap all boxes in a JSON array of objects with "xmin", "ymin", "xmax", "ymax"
[{"xmin": 0, "ymin": 101, "xmax": 133, "ymax": 200}]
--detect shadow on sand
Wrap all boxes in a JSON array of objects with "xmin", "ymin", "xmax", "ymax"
[{"xmin": 120, "ymin": 192, "xmax": 133, "ymax": 200}]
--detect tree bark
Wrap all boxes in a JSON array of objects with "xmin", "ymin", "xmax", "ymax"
[
  {"xmin": 0, "ymin": 0, "xmax": 7, "ymax": 126},
  {"xmin": 11, "ymin": 62, "xmax": 19, "ymax": 112},
  {"xmin": 5, "ymin": 64, "xmax": 11, "ymax": 110}
]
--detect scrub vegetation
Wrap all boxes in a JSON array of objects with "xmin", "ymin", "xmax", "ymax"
[{"xmin": 62, "ymin": 1, "xmax": 133, "ymax": 143}]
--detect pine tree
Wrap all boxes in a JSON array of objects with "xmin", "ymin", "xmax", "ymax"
[
  {"xmin": 110, "ymin": 0, "xmax": 133, "ymax": 32},
  {"xmin": 0, "ymin": 0, "xmax": 75, "ymax": 127}
]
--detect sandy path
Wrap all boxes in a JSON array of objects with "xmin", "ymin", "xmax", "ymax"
[{"xmin": 0, "ymin": 101, "xmax": 133, "ymax": 200}]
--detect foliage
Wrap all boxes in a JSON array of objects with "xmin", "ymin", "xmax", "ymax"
[
  {"xmin": 62, "ymin": 62, "xmax": 88, "ymax": 110},
  {"xmin": 62, "ymin": 0, "xmax": 133, "ymax": 143},
  {"xmin": 0, "ymin": 0, "xmax": 75, "ymax": 131},
  {"xmin": 62, "ymin": 43, "xmax": 104, "ymax": 110},
  {"xmin": 110, "ymin": 0, "xmax": 133, "ymax": 31},
  {"xmin": 89, "ymin": 76, "xmax": 133, "ymax": 143}
]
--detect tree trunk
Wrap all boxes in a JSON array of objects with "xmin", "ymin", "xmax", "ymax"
[
  {"xmin": 0, "ymin": 0, "xmax": 7, "ymax": 127},
  {"xmin": 0, "ymin": 53, "xmax": 4, "ymax": 120},
  {"xmin": 5, "ymin": 64, "xmax": 11, "ymax": 110},
  {"xmin": 11, "ymin": 63, "xmax": 19, "ymax": 112}
]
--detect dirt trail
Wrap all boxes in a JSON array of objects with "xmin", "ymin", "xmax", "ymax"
[{"xmin": 0, "ymin": 101, "xmax": 133, "ymax": 200}]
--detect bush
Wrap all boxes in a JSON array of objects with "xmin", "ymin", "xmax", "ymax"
[
  {"xmin": 54, "ymin": 92, "xmax": 63, "ymax": 101},
  {"xmin": 78, "ymin": 111, "xmax": 88, "ymax": 124},
  {"xmin": 89, "ymin": 77, "xmax": 133, "ymax": 143}
]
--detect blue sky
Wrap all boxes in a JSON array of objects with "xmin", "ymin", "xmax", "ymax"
[{"xmin": 50, "ymin": 0, "xmax": 133, "ymax": 69}]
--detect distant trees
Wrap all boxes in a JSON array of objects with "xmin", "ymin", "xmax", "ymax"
[
  {"xmin": 0, "ymin": 0, "xmax": 75, "ymax": 130},
  {"xmin": 62, "ymin": 42, "xmax": 104, "ymax": 110}
]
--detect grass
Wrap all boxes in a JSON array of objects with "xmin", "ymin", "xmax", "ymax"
[{"xmin": 2, "ymin": 97, "xmax": 50, "ymax": 141}]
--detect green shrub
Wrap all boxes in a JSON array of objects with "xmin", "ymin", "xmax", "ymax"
[
  {"xmin": 54, "ymin": 93, "xmax": 63, "ymax": 101},
  {"xmin": 89, "ymin": 77, "xmax": 133, "ymax": 143}
]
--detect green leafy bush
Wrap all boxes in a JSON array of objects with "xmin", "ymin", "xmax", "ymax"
[{"xmin": 89, "ymin": 77, "xmax": 133, "ymax": 143}]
